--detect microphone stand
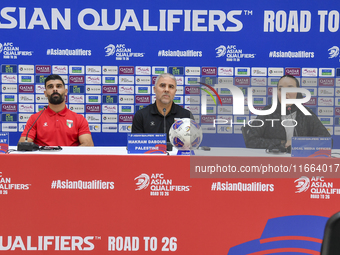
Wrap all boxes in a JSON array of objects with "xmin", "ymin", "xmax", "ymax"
[
  {"xmin": 163, "ymin": 108, "xmax": 172, "ymax": 152},
  {"xmin": 17, "ymin": 106, "xmax": 47, "ymax": 151},
  {"xmin": 288, "ymin": 106, "xmax": 298, "ymax": 137}
]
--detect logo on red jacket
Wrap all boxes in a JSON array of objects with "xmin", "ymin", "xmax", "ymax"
[{"xmin": 66, "ymin": 119, "xmax": 73, "ymax": 128}]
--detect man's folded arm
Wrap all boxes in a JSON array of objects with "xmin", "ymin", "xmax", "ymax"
[{"xmin": 78, "ymin": 134, "xmax": 94, "ymax": 146}]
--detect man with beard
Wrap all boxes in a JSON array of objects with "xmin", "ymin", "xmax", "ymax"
[
  {"xmin": 132, "ymin": 73, "xmax": 193, "ymax": 142},
  {"xmin": 18, "ymin": 74, "xmax": 94, "ymax": 146}
]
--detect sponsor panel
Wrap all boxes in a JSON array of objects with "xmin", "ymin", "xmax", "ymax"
[
  {"xmin": 86, "ymin": 76, "xmax": 101, "ymax": 84},
  {"xmin": 69, "ymin": 66, "xmax": 85, "ymax": 74},
  {"xmin": 36, "ymin": 65, "xmax": 51, "ymax": 74},
  {"xmin": 168, "ymin": 67, "xmax": 184, "ymax": 76},
  {"xmin": 85, "ymin": 85, "xmax": 101, "ymax": 94},
  {"xmin": 251, "ymin": 67, "xmax": 267, "ymax": 76},
  {"xmin": 89, "ymin": 124, "xmax": 101, "ymax": 132},
  {"xmin": 52, "ymin": 65, "xmax": 68, "ymax": 74},
  {"xmin": 102, "ymin": 124, "xmax": 118, "ymax": 132},
  {"xmin": 119, "ymin": 105, "xmax": 134, "ymax": 113},
  {"xmin": 119, "ymin": 86, "xmax": 134, "ymax": 94},
  {"xmin": 218, "ymin": 67, "xmax": 234, "ymax": 76},
  {"xmin": 86, "ymin": 95, "xmax": 101, "ymax": 104},
  {"xmin": 2, "ymin": 84, "xmax": 18, "ymax": 93},
  {"xmin": 135, "ymin": 66, "xmax": 151, "ymax": 75},
  {"xmin": 119, "ymin": 124, "xmax": 132, "ymax": 132},
  {"xmin": 86, "ymin": 66, "xmax": 101, "ymax": 74},
  {"xmin": 18, "ymin": 65, "xmax": 34, "ymax": 74},
  {"xmin": 102, "ymin": 114, "xmax": 117, "ymax": 123},
  {"xmin": 69, "ymin": 104, "xmax": 85, "ymax": 113},
  {"xmin": 102, "ymin": 66, "xmax": 118, "ymax": 75},
  {"xmin": 86, "ymin": 114, "xmax": 101, "ymax": 123}
]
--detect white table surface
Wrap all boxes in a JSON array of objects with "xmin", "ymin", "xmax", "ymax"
[{"xmin": 8, "ymin": 146, "xmax": 316, "ymax": 157}]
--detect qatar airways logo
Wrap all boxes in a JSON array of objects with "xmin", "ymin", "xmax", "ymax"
[
  {"xmin": 69, "ymin": 75, "xmax": 84, "ymax": 84},
  {"xmin": 35, "ymin": 65, "xmax": 51, "ymax": 74},
  {"xmin": 202, "ymin": 67, "xmax": 217, "ymax": 76},
  {"xmin": 119, "ymin": 114, "xmax": 133, "ymax": 122},
  {"xmin": 220, "ymin": 96, "xmax": 232, "ymax": 104},
  {"xmin": 201, "ymin": 115, "xmax": 215, "ymax": 124},
  {"xmin": 86, "ymin": 105, "xmax": 100, "ymax": 113},
  {"xmin": 103, "ymin": 85, "xmax": 117, "ymax": 94},
  {"xmin": 185, "ymin": 86, "xmax": 200, "ymax": 95},
  {"xmin": 235, "ymin": 77, "xmax": 250, "ymax": 86},
  {"xmin": 319, "ymin": 78, "xmax": 335, "ymax": 87},
  {"xmin": 19, "ymin": 85, "xmax": 34, "ymax": 93},
  {"xmin": 135, "ymin": 96, "xmax": 150, "ymax": 104},
  {"xmin": 285, "ymin": 68, "xmax": 301, "ymax": 76},
  {"xmin": 2, "ymin": 104, "xmax": 17, "ymax": 112},
  {"xmin": 335, "ymin": 107, "xmax": 340, "ymax": 116},
  {"xmin": 267, "ymin": 87, "xmax": 273, "ymax": 96},
  {"xmin": 119, "ymin": 66, "xmax": 134, "ymax": 75}
]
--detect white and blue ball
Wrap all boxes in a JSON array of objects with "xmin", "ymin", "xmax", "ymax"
[{"xmin": 169, "ymin": 118, "xmax": 203, "ymax": 150}]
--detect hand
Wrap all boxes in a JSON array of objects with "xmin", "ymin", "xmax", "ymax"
[{"xmin": 285, "ymin": 140, "xmax": 291, "ymax": 148}]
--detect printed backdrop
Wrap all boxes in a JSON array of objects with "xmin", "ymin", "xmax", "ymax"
[
  {"xmin": 1, "ymin": 154, "xmax": 340, "ymax": 254},
  {"xmin": 0, "ymin": 0, "xmax": 340, "ymax": 147}
]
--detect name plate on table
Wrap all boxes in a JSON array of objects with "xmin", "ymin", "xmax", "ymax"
[
  {"xmin": 127, "ymin": 133, "xmax": 167, "ymax": 154},
  {"xmin": 0, "ymin": 132, "xmax": 9, "ymax": 154},
  {"xmin": 291, "ymin": 137, "xmax": 332, "ymax": 158}
]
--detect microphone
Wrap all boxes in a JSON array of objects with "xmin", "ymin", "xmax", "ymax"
[
  {"xmin": 163, "ymin": 108, "xmax": 166, "ymax": 135},
  {"xmin": 287, "ymin": 106, "xmax": 298, "ymax": 137},
  {"xmin": 163, "ymin": 108, "xmax": 172, "ymax": 151},
  {"xmin": 17, "ymin": 106, "xmax": 47, "ymax": 151}
]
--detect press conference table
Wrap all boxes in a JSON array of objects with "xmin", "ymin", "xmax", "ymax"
[
  {"xmin": 1, "ymin": 147, "xmax": 340, "ymax": 254},
  {"xmin": 10, "ymin": 146, "xmax": 293, "ymax": 156}
]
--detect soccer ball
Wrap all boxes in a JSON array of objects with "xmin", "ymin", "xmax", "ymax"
[{"xmin": 169, "ymin": 118, "xmax": 203, "ymax": 150}]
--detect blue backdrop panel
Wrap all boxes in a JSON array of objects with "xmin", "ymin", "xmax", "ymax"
[{"xmin": 0, "ymin": 0, "xmax": 339, "ymax": 147}]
